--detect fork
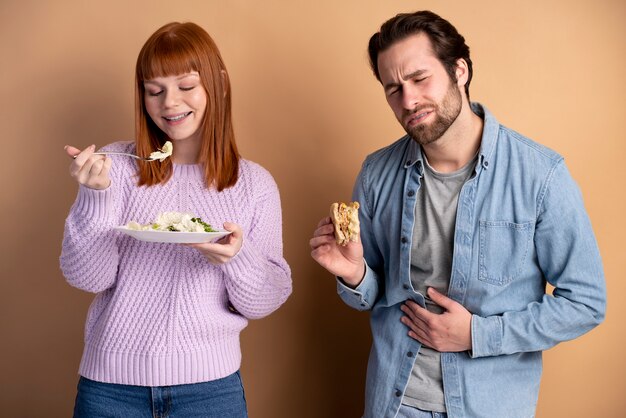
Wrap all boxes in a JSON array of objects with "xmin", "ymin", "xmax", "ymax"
[{"xmin": 74, "ymin": 152, "xmax": 158, "ymax": 161}]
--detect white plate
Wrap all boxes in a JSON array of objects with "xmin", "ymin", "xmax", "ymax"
[{"xmin": 114, "ymin": 226, "xmax": 231, "ymax": 244}]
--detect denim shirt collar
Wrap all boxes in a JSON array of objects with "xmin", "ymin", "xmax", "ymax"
[
  {"xmin": 474, "ymin": 102, "xmax": 499, "ymax": 172},
  {"xmin": 403, "ymin": 102, "xmax": 499, "ymax": 175}
]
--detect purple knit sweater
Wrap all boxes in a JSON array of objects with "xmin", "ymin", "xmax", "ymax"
[{"xmin": 60, "ymin": 141, "xmax": 292, "ymax": 386}]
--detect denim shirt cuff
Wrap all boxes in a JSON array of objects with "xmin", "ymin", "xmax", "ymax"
[
  {"xmin": 336, "ymin": 261, "xmax": 376, "ymax": 311},
  {"xmin": 470, "ymin": 314, "xmax": 503, "ymax": 358}
]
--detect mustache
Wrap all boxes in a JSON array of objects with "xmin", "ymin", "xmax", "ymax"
[{"xmin": 403, "ymin": 104, "xmax": 436, "ymax": 119}]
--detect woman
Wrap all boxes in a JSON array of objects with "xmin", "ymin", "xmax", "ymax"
[{"xmin": 61, "ymin": 22, "xmax": 292, "ymax": 417}]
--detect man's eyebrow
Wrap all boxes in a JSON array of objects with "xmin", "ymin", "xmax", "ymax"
[
  {"xmin": 402, "ymin": 69, "xmax": 428, "ymax": 81},
  {"xmin": 383, "ymin": 69, "xmax": 428, "ymax": 91}
]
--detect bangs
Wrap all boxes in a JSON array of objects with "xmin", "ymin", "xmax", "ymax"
[{"xmin": 137, "ymin": 34, "xmax": 199, "ymax": 81}]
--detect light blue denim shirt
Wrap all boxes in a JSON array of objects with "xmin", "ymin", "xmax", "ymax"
[{"xmin": 338, "ymin": 103, "xmax": 606, "ymax": 418}]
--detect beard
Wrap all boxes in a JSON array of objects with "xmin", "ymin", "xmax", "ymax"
[{"xmin": 402, "ymin": 81, "xmax": 463, "ymax": 146}]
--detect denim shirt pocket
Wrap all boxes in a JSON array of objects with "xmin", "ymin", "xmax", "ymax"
[{"xmin": 479, "ymin": 220, "xmax": 534, "ymax": 286}]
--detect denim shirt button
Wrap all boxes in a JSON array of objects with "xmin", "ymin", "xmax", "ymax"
[
  {"xmin": 401, "ymin": 237, "xmax": 408, "ymax": 244},
  {"xmin": 395, "ymin": 389, "xmax": 402, "ymax": 397},
  {"xmin": 407, "ymin": 351, "xmax": 414, "ymax": 357},
  {"xmin": 403, "ymin": 284, "xmax": 409, "ymax": 290},
  {"xmin": 407, "ymin": 190, "xmax": 415, "ymax": 197}
]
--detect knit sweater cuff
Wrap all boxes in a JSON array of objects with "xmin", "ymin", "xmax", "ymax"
[
  {"xmin": 223, "ymin": 242, "xmax": 291, "ymax": 289},
  {"xmin": 74, "ymin": 185, "xmax": 114, "ymax": 220}
]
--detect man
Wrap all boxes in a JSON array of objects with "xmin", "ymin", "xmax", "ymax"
[{"xmin": 310, "ymin": 10, "xmax": 606, "ymax": 418}]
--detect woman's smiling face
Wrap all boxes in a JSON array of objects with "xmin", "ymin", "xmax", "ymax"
[{"xmin": 143, "ymin": 71, "xmax": 207, "ymax": 146}]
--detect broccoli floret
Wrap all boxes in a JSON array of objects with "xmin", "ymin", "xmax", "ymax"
[{"xmin": 191, "ymin": 217, "xmax": 217, "ymax": 232}]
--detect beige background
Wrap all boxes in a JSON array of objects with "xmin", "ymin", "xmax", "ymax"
[{"xmin": 1, "ymin": 0, "xmax": 624, "ymax": 417}]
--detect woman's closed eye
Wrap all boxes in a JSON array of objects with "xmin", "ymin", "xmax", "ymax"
[{"xmin": 147, "ymin": 86, "xmax": 195, "ymax": 96}]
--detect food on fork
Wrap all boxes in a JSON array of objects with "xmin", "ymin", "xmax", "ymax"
[
  {"xmin": 330, "ymin": 201, "xmax": 360, "ymax": 246},
  {"xmin": 126, "ymin": 211, "xmax": 217, "ymax": 232},
  {"xmin": 149, "ymin": 141, "xmax": 174, "ymax": 161}
]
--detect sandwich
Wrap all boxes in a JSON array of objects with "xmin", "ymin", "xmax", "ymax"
[{"xmin": 330, "ymin": 201, "xmax": 360, "ymax": 246}]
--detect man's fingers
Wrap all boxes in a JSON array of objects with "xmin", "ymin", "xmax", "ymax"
[
  {"xmin": 409, "ymin": 329, "xmax": 434, "ymax": 348},
  {"xmin": 400, "ymin": 304, "xmax": 419, "ymax": 322},
  {"xmin": 404, "ymin": 313, "xmax": 439, "ymax": 349},
  {"xmin": 310, "ymin": 245, "xmax": 331, "ymax": 262},
  {"xmin": 404, "ymin": 300, "xmax": 432, "ymax": 321},
  {"xmin": 427, "ymin": 287, "xmax": 457, "ymax": 311},
  {"xmin": 401, "ymin": 304, "xmax": 431, "ymax": 334},
  {"xmin": 316, "ymin": 223, "xmax": 335, "ymax": 236},
  {"xmin": 310, "ymin": 233, "xmax": 335, "ymax": 250},
  {"xmin": 317, "ymin": 216, "xmax": 332, "ymax": 228},
  {"xmin": 401, "ymin": 316, "xmax": 418, "ymax": 333},
  {"xmin": 401, "ymin": 314, "xmax": 428, "ymax": 335},
  {"xmin": 311, "ymin": 218, "xmax": 336, "ymax": 252},
  {"xmin": 401, "ymin": 316, "xmax": 433, "ymax": 346}
]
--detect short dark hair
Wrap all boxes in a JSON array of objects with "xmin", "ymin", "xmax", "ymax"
[{"xmin": 368, "ymin": 10, "xmax": 473, "ymax": 99}]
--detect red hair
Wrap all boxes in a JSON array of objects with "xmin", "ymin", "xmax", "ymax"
[{"xmin": 134, "ymin": 22, "xmax": 239, "ymax": 191}]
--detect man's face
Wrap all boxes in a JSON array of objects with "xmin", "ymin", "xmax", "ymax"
[{"xmin": 378, "ymin": 33, "xmax": 463, "ymax": 146}]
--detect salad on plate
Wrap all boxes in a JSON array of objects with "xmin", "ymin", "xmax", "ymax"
[
  {"xmin": 116, "ymin": 212, "xmax": 229, "ymax": 243},
  {"xmin": 126, "ymin": 211, "xmax": 217, "ymax": 232}
]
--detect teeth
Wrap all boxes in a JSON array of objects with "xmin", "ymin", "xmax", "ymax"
[{"xmin": 165, "ymin": 112, "xmax": 190, "ymax": 121}]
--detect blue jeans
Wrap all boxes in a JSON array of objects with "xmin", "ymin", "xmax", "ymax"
[
  {"xmin": 73, "ymin": 371, "xmax": 248, "ymax": 418},
  {"xmin": 397, "ymin": 404, "xmax": 447, "ymax": 418}
]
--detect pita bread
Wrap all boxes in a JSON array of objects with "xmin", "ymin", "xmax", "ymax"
[{"xmin": 330, "ymin": 201, "xmax": 360, "ymax": 246}]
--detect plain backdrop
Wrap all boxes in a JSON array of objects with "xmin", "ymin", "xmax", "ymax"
[{"xmin": 1, "ymin": 0, "xmax": 624, "ymax": 417}]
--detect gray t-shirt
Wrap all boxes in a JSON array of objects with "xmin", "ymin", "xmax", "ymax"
[{"xmin": 402, "ymin": 153, "xmax": 477, "ymax": 412}]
